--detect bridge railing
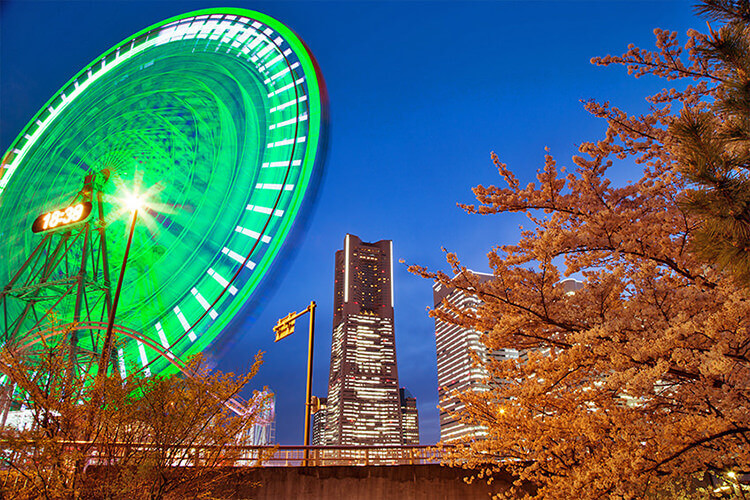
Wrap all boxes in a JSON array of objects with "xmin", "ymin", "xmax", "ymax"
[
  {"xmin": 252, "ymin": 445, "xmax": 444, "ymax": 467},
  {"xmin": 2, "ymin": 441, "xmax": 446, "ymax": 468}
]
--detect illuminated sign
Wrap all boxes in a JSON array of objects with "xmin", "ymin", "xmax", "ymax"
[{"xmin": 32, "ymin": 202, "xmax": 93, "ymax": 233}]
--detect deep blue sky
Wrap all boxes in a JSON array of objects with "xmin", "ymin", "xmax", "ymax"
[{"xmin": 2, "ymin": 1, "xmax": 698, "ymax": 444}]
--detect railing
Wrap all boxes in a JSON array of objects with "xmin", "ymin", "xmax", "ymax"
[
  {"xmin": 2, "ymin": 442, "xmax": 446, "ymax": 468},
  {"xmin": 256, "ymin": 445, "xmax": 444, "ymax": 467}
]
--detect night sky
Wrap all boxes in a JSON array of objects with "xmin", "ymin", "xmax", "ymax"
[{"xmin": 2, "ymin": 0, "xmax": 697, "ymax": 444}]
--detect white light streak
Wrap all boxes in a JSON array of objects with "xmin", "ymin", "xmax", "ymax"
[
  {"xmin": 207, "ymin": 267, "xmax": 238, "ymax": 294},
  {"xmin": 389, "ymin": 240, "xmax": 394, "ymax": 308},
  {"xmin": 344, "ymin": 234, "xmax": 350, "ymax": 303},
  {"xmin": 256, "ymin": 43, "xmax": 275, "ymax": 60},
  {"xmin": 117, "ymin": 348, "xmax": 127, "ymax": 378},
  {"xmin": 246, "ymin": 205, "xmax": 284, "ymax": 217},
  {"xmin": 267, "ymin": 78, "xmax": 305, "ymax": 99},
  {"xmin": 246, "ymin": 36, "xmax": 264, "ymax": 53},
  {"xmin": 262, "ymin": 54, "xmax": 285, "ymax": 72},
  {"xmin": 269, "ymin": 112, "xmax": 308, "ymax": 130},
  {"xmin": 137, "ymin": 341, "xmax": 152, "ymax": 376},
  {"xmin": 267, "ymin": 137, "xmax": 306, "ymax": 148},
  {"xmin": 270, "ymin": 95, "xmax": 308, "ymax": 113},
  {"xmin": 191, "ymin": 287, "xmax": 218, "ymax": 320},
  {"xmin": 222, "ymin": 247, "xmax": 257, "ymax": 269},
  {"xmin": 235, "ymin": 225, "xmax": 272, "ymax": 243},
  {"xmin": 155, "ymin": 322, "xmax": 174, "ymax": 358},
  {"xmin": 264, "ymin": 62, "xmax": 299, "ymax": 85},
  {"xmin": 261, "ymin": 159, "xmax": 302, "ymax": 168},
  {"xmin": 255, "ymin": 183, "xmax": 294, "ymax": 191},
  {"xmin": 173, "ymin": 306, "xmax": 197, "ymax": 342}
]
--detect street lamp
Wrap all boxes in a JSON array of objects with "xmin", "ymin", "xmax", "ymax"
[
  {"xmin": 274, "ymin": 301, "xmax": 316, "ymax": 465},
  {"xmin": 91, "ymin": 175, "xmax": 169, "ymax": 383},
  {"xmin": 96, "ymin": 192, "xmax": 143, "ymax": 383},
  {"xmin": 84, "ymin": 188, "xmax": 144, "ymax": 438}
]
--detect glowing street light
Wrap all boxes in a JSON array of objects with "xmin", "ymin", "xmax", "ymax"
[
  {"xmin": 123, "ymin": 193, "xmax": 143, "ymax": 213},
  {"xmin": 96, "ymin": 187, "xmax": 145, "ymax": 383}
]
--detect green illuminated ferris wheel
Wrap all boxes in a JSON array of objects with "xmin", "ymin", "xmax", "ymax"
[{"xmin": 0, "ymin": 9, "xmax": 327, "ymax": 380}]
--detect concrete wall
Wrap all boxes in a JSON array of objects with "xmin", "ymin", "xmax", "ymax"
[{"xmin": 221, "ymin": 464, "xmax": 521, "ymax": 500}]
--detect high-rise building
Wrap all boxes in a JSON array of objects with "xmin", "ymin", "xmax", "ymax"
[
  {"xmin": 324, "ymin": 234, "xmax": 404, "ymax": 445},
  {"xmin": 433, "ymin": 274, "xmax": 582, "ymax": 443},
  {"xmin": 400, "ymin": 388, "xmax": 419, "ymax": 445},
  {"xmin": 311, "ymin": 396, "xmax": 328, "ymax": 445},
  {"xmin": 433, "ymin": 272, "xmax": 519, "ymax": 443}
]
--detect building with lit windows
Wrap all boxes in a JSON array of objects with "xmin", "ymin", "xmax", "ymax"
[
  {"xmin": 433, "ymin": 274, "xmax": 582, "ymax": 442},
  {"xmin": 323, "ymin": 234, "xmax": 405, "ymax": 445},
  {"xmin": 433, "ymin": 272, "xmax": 519, "ymax": 443},
  {"xmin": 400, "ymin": 388, "xmax": 419, "ymax": 445},
  {"xmin": 311, "ymin": 396, "xmax": 328, "ymax": 445}
]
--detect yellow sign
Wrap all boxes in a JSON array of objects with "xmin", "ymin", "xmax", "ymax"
[
  {"xmin": 273, "ymin": 312, "xmax": 296, "ymax": 342},
  {"xmin": 310, "ymin": 396, "xmax": 325, "ymax": 414}
]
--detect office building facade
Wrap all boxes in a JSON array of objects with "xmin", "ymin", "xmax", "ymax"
[
  {"xmin": 323, "ymin": 234, "xmax": 404, "ymax": 445},
  {"xmin": 400, "ymin": 388, "xmax": 419, "ymax": 445},
  {"xmin": 311, "ymin": 397, "xmax": 328, "ymax": 445},
  {"xmin": 433, "ymin": 272, "xmax": 518, "ymax": 442},
  {"xmin": 433, "ymin": 274, "xmax": 581, "ymax": 442}
]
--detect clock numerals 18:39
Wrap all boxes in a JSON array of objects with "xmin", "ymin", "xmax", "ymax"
[{"xmin": 32, "ymin": 202, "xmax": 93, "ymax": 234}]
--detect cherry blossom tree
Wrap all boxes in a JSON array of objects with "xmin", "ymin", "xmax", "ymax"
[
  {"xmin": 411, "ymin": 1, "xmax": 750, "ymax": 498},
  {"xmin": 0, "ymin": 343, "xmax": 265, "ymax": 500}
]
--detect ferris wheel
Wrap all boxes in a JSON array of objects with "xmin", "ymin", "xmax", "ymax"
[{"xmin": 0, "ymin": 9, "xmax": 328, "ymax": 382}]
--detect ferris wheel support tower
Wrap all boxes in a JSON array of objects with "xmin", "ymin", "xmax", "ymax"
[{"xmin": 0, "ymin": 173, "xmax": 119, "ymax": 389}]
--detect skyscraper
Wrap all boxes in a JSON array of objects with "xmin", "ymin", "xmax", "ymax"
[
  {"xmin": 400, "ymin": 388, "xmax": 419, "ymax": 445},
  {"xmin": 324, "ymin": 234, "xmax": 403, "ymax": 445},
  {"xmin": 433, "ymin": 272, "xmax": 518, "ymax": 442},
  {"xmin": 433, "ymin": 274, "xmax": 581, "ymax": 442}
]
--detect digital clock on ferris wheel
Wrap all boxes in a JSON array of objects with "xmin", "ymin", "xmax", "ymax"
[{"xmin": 31, "ymin": 202, "xmax": 93, "ymax": 234}]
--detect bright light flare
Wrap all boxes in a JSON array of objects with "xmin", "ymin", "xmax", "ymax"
[
  {"xmin": 105, "ymin": 169, "xmax": 173, "ymax": 238},
  {"xmin": 124, "ymin": 194, "xmax": 143, "ymax": 212}
]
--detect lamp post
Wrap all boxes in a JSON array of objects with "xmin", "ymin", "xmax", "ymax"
[
  {"xmin": 274, "ymin": 301, "xmax": 316, "ymax": 465},
  {"xmin": 85, "ymin": 194, "xmax": 141, "ymax": 439},
  {"xmin": 96, "ymin": 195, "xmax": 141, "ymax": 383}
]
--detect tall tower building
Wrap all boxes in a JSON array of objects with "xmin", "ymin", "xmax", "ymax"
[{"xmin": 324, "ymin": 234, "xmax": 403, "ymax": 445}]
